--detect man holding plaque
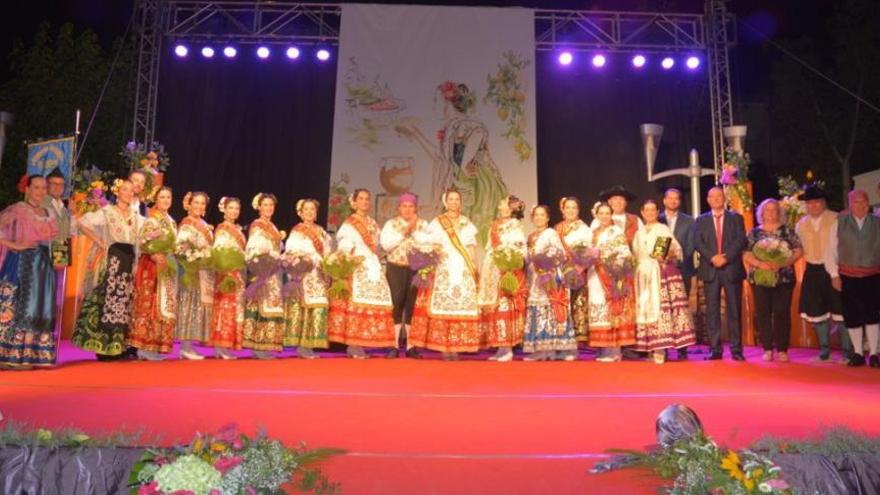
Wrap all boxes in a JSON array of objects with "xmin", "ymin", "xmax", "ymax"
[{"xmin": 43, "ymin": 168, "xmax": 75, "ymax": 358}]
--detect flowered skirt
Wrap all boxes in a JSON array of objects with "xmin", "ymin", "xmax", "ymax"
[
  {"xmin": 409, "ymin": 284, "xmax": 481, "ymax": 353},
  {"xmin": 0, "ymin": 246, "xmax": 57, "ymax": 367},
  {"xmin": 284, "ymin": 299, "xmax": 329, "ymax": 348},
  {"xmin": 129, "ymin": 253, "xmax": 177, "ymax": 353},
  {"xmin": 634, "ymin": 265, "xmax": 696, "ymax": 352},
  {"xmin": 209, "ymin": 272, "xmax": 244, "ymax": 350},
  {"xmin": 72, "ymin": 243, "xmax": 135, "ymax": 356},
  {"xmin": 570, "ymin": 286, "xmax": 590, "ymax": 342},
  {"xmin": 176, "ymin": 271, "xmax": 213, "ymax": 342},
  {"xmin": 480, "ymin": 278, "xmax": 526, "ymax": 349},
  {"xmin": 242, "ymin": 276, "xmax": 285, "ymax": 351},
  {"xmin": 328, "ymin": 298, "xmax": 395, "ymax": 348},
  {"xmin": 523, "ymin": 304, "xmax": 577, "ymax": 353}
]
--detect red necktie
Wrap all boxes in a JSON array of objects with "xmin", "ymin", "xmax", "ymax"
[{"xmin": 714, "ymin": 214, "xmax": 723, "ymax": 254}]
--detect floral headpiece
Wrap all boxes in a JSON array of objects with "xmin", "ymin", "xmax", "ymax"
[
  {"xmin": 110, "ymin": 178, "xmax": 125, "ymax": 197},
  {"xmin": 218, "ymin": 196, "xmax": 229, "ymax": 213},
  {"xmin": 182, "ymin": 191, "xmax": 193, "ymax": 211}
]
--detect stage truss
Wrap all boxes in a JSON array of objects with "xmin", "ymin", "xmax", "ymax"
[{"xmin": 132, "ymin": 0, "xmax": 736, "ymax": 171}]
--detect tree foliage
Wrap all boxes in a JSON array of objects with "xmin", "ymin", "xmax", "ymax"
[{"xmin": 0, "ymin": 22, "xmax": 133, "ymax": 207}]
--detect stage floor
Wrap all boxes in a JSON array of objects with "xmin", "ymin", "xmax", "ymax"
[{"xmin": 2, "ymin": 342, "xmax": 880, "ymax": 494}]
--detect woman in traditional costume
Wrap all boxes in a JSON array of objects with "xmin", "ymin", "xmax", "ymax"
[
  {"xmin": 209, "ymin": 197, "xmax": 246, "ymax": 359},
  {"xmin": 72, "ymin": 179, "xmax": 142, "ymax": 360},
  {"xmin": 523, "ymin": 205, "xmax": 576, "ymax": 361},
  {"xmin": 478, "ymin": 195, "xmax": 526, "ymax": 362},
  {"xmin": 328, "ymin": 189, "xmax": 396, "ymax": 358},
  {"xmin": 587, "ymin": 202, "xmax": 636, "ymax": 362},
  {"xmin": 633, "ymin": 200, "xmax": 696, "ymax": 364},
  {"xmin": 284, "ymin": 199, "xmax": 332, "ymax": 358},
  {"xmin": 243, "ymin": 193, "xmax": 285, "ymax": 359},
  {"xmin": 129, "ymin": 186, "xmax": 177, "ymax": 360},
  {"xmin": 554, "ymin": 196, "xmax": 593, "ymax": 359},
  {"xmin": 174, "ymin": 192, "xmax": 214, "ymax": 360},
  {"xmin": 409, "ymin": 189, "xmax": 481, "ymax": 360},
  {"xmin": 0, "ymin": 175, "xmax": 59, "ymax": 369}
]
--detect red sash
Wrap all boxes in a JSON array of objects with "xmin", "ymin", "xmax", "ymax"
[
  {"xmin": 294, "ymin": 223, "xmax": 325, "ymax": 255},
  {"xmin": 180, "ymin": 216, "xmax": 214, "ymax": 244},
  {"xmin": 216, "ymin": 222, "xmax": 246, "ymax": 250},
  {"xmin": 438, "ymin": 214, "xmax": 477, "ymax": 282},
  {"xmin": 346, "ymin": 214, "xmax": 377, "ymax": 253},
  {"xmin": 249, "ymin": 218, "xmax": 282, "ymax": 244}
]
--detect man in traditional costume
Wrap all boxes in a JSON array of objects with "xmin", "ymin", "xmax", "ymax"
[
  {"xmin": 379, "ymin": 193, "xmax": 428, "ymax": 358},
  {"xmin": 825, "ymin": 189, "xmax": 880, "ymax": 368}
]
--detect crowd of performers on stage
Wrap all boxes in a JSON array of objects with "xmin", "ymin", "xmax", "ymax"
[{"xmin": 1, "ymin": 168, "xmax": 879, "ymax": 369}]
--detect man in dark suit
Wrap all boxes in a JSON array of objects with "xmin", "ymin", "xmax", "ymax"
[
  {"xmin": 660, "ymin": 188, "xmax": 695, "ymax": 360},
  {"xmin": 693, "ymin": 186, "xmax": 747, "ymax": 361}
]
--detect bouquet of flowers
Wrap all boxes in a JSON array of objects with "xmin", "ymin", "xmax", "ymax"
[
  {"xmin": 777, "ymin": 175, "xmax": 811, "ymax": 229},
  {"xmin": 491, "ymin": 245, "xmax": 525, "ymax": 294},
  {"xmin": 563, "ymin": 241, "xmax": 599, "ymax": 290},
  {"xmin": 70, "ymin": 165, "xmax": 114, "ymax": 216},
  {"xmin": 141, "ymin": 222, "xmax": 177, "ymax": 277},
  {"xmin": 321, "ymin": 251, "xmax": 364, "ymax": 299},
  {"xmin": 211, "ymin": 247, "xmax": 246, "ymax": 294},
  {"xmin": 175, "ymin": 238, "xmax": 212, "ymax": 288},
  {"xmin": 281, "ymin": 251, "xmax": 316, "ymax": 299},
  {"xmin": 530, "ymin": 246, "xmax": 566, "ymax": 293},
  {"xmin": 752, "ymin": 237, "xmax": 792, "ymax": 288},
  {"xmin": 131, "ymin": 423, "xmax": 343, "ymax": 495},
  {"xmin": 244, "ymin": 250, "xmax": 283, "ymax": 301},
  {"xmin": 407, "ymin": 244, "xmax": 443, "ymax": 289},
  {"xmin": 600, "ymin": 238, "xmax": 636, "ymax": 300}
]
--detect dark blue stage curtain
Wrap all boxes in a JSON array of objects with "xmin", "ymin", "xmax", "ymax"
[{"xmin": 157, "ymin": 51, "xmax": 715, "ymax": 228}]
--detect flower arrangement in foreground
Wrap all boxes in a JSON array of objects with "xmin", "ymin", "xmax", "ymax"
[
  {"xmin": 490, "ymin": 245, "xmax": 524, "ymax": 294},
  {"xmin": 131, "ymin": 423, "xmax": 342, "ymax": 495}
]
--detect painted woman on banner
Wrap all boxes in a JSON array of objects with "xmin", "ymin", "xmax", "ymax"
[
  {"xmin": 477, "ymin": 195, "xmax": 526, "ymax": 362},
  {"xmin": 554, "ymin": 197, "xmax": 594, "ymax": 358},
  {"xmin": 523, "ymin": 205, "xmax": 577, "ymax": 361},
  {"xmin": 0, "ymin": 175, "xmax": 58, "ymax": 369},
  {"xmin": 243, "ymin": 193, "xmax": 285, "ymax": 359},
  {"xmin": 72, "ymin": 179, "xmax": 143, "ymax": 360},
  {"xmin": 396, "ymin": 81, "xmax": 508, "ymax": 244},
  {"xmin": 284, "ymin": 199, "xmax": 333, "ymax": 359},
  {"xmin": 632, "ymin": 200, "xmax": 695, "ymax": 364},
  {"xmin": 587, "ymin": 202, "xmax": 636, "ymax": 363},
  {"xmin": 409, "ymin": 189, "xmax": 481, "ymax": 360},
  {"xmin": 328, "ymin": 189, "xmax": 396, "ymax": 358},
  {"xmin": 175, "ymin": 192, "xmax": 214, "ymax": 360},
  {"xmin": 129, "ymin": 186, "xmax": 178, "ymax": 361},
  {"xmin": 209, "ymin": 196, "xmax": 246, "ymax": 359}
]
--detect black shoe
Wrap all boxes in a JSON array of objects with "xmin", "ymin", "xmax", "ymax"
[
  {"xmin": 847, "ymin": 354, "xmax": 866, "ymax": 367},
  {"xmin": 677, "ymin": 349, "xmax": 688, "ymax": 360},
  {"xmin": 121, "ymin": 346, "xmax": 139, "ymax": 361},
  {"xmin": 705, "ymin": 352, "xmax": 723, "ymax": 361},
  {"xmin": 405, "ymin": 348, "xmax": 422, "ymax": 359},
  {"xmin": 385, "ymin": 348, "xmax": 400, "ymax": 359},
  {"xmin": 621, "ymin": 348, "xmax": 644, "ymax": 361},
  {"xmin": 870, "ymin": 355, "xmax": 879, "ymax": 368},
  {"xmin": 731, "ymin": 352, "xmax": 746, "ymax": 362},
  {"xmin": 96, "ymin": 353, "xmax": 121, "ymax": 362}
]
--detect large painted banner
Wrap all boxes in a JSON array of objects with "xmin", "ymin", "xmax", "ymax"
[
  {"xmin": 27, "ymin": 136, "xmax": 75, "ymax": 197},
  {"xmin": 328, "ymin": 4, "xmax": 537, "ymax": 243}
]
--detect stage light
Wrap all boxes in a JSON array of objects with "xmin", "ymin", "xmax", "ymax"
[
  {"xmin": 174, "ymin": 45, "xmax": 188, "ymax": 57},
  {"xmin": 286, "ymin": 47, "xmax": 301, "ymax": 59},
  {"xmin": 316, "ymin": 48, "xmax": 331, "ymax": 61},
  {"xmin": 632, "ymin": 54, "xmax": 646, "ymax": 68},
  {"xmin": 661, "ymin": 57, "xmax": 675, "ymax": 70},
  {"xmin": 256, "ymin": 46, "xmax": 270, "ymax": 59},
  {"xmin": 223, "ymin": 46, "xmax": 237, "ymax": 58},
  {"xmin": 201, "ymin": 46, "xmax": 215, "ymax": 58},
  {"xmin": 591, "ymin": 54, "xmax": 607, "ymax": 68},
  {"xmin": 686, "ymin": 56, "xmax": 701, "ymax": 69},
  {"xmin": 558, "ymin": 51, "xmax": 573, "ymax": 66}
]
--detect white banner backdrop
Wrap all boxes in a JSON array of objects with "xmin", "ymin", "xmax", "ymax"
[{"xmin": 328, "ymin": 4, "xmax": 537, "ymax": 243}]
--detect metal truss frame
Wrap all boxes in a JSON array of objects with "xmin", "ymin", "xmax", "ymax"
[{"xmin": 132, "ymin": 0, "xmax": 735, "ymax": 170}]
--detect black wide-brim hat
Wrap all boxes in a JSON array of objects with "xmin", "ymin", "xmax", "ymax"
[
  {"xmin": 598, "ymin": 185, "xmax": 637, "ymax": 202},
  {"xmin": 801, "ymin": 183, "xmax": 828, "ymax": 201}
]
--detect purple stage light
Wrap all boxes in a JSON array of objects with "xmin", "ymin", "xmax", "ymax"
[
  {"xmin": 256, "ymin": 46, "xmax": 270, "ymax": 59},
  {"xmin": 591, "ymin": 54, "xmax": 607, "ymax": 68},
  {"xmin": 223, "ymin": 46, "xmax": 237, "ymax": 58},
  {"xmin": 558, "ymin": 51, "xmax": 573, "ymax": 66},
  {"xmin": 632, "ymin": 55, "xmax": 646, "ymax": 68},
  {"xmin": 316, "ymin": 48, "xmax": 331, "ymax": 61},
  {"xmin": 661, "ymin": 57, "xmax": 675, "ymax": 70},
  {"xmin": 686, "ymin": 56, "xmax": 701, "ymax": 69},
  {"xmin": 286, "ymin": 47, "xmax": 301, "ymax": 59},
  {"xmin": 201, "ymin": 47, "xmax": 215, "ymax": 58},
  {"xmin": 174, "ymin": 45, "xmax": 188, "ymax": 58}
]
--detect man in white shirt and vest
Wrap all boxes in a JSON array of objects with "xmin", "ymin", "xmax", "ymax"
[{"xmin": 825, "ymin": 189, "xmax": 880, "ymax": 368}]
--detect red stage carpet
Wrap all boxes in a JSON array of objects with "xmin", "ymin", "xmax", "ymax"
[{"xmin": 2, "ymin": 342, "xmax": 880, "ymax": 494}]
